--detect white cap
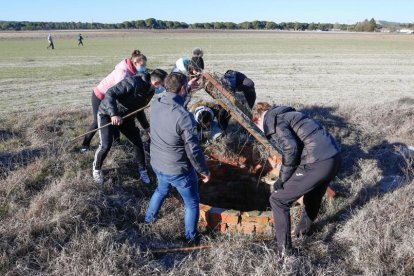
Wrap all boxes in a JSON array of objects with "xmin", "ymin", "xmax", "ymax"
[{"xmin": 175, "ymin": 57, "xmax": 190, "ymax": 75}]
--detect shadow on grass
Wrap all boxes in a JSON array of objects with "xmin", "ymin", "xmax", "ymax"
[
  {"xmin": 299, "ymin": 105, "xmax": 412, "ymax": 245},
  {"xmin": 0, "ymin": 147, "xmax": 49, "ymax": 176}
]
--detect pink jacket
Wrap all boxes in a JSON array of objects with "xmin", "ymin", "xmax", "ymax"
[{"xmin": 93, "ymin": 59, "xmax": 137, "ymax": 100}]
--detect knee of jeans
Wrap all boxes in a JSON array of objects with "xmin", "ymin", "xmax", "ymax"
[{"xmin": 184, "ymin": 197, "xmax": 199, "ymax": 209}]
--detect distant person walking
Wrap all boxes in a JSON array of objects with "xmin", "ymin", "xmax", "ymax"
[
  {"xmin": 77, "ymin": 33, "xmax": 84, "ymax": 46},
  {"xmin": 80, "ymin": 50, "xmax": 147, "ymax": 153},
  {"xmin": 47, "ymin": 33, "xmax": 54, "ymax": 49}
]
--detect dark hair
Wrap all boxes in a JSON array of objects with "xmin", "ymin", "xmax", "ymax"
[
  {"xmin": 150, "ymin": 69, "xmax": 168, "ymax": 82},
  {"xmin": 192, "ymin": 47, "xmax": 203, "ymax": 57},
  {"xmin": 165, "ymin": 72, "xmax": 188, "ymax": 93},
  {"xmin": 131, "ymin": 49, "xmax": 141, "ymax": 57},
  {"xmin": 198, "ymin": 110, "xmax": 213, "ymax": 128},
  {"xmin": 130, "ymin": 50, "xmax": 146, "ymax": 63}
]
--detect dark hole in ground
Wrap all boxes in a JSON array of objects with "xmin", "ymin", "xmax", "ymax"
[{"xmin": 199, "ymin": 160, "xmax": 271, "ymax": 212}]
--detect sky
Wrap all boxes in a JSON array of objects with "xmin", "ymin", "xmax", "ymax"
[{"xmin": 1, "ymin": 0, "xmax": 412, "ymax": 24}]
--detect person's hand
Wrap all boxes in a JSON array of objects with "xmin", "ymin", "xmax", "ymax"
[
  {"xmin": 144, "ymin": 127, "xmax": 151, "ymax": 138},
  {"xmin": 111, "ymin": 116, "xmax": 123, "ymax": 126},
  {"xmin": 200, "ymin": 172, "xmax": 210, "ymax": 183},
  {"xmin": 188, "ymin": 77, "xmax": 200, "ymax": 91},
  {"xmin": 273, "ymin": 179, "xmax": 284, "ymax": 191}
]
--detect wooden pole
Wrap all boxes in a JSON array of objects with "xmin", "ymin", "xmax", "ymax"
[
  {"xmin": 202, "ymin": 73, "xmax": 281, "ymax": 160},
  {"xmin": 70, "ymin": 104, "xmax": 150, "ymax": 142}
]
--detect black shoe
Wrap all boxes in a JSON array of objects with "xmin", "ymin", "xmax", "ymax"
[
  {"xmin": 293, "ymin": 213, "xmax": 313, "ymax": 237},
  {"xmin": 186, "ymin": 235, "xmax": 200, "ymax": 247}
]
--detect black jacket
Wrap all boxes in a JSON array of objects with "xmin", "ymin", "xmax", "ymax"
[
  {"xmin": 224, "ymin": 70, "xmax": 256, "ymax": 108},
  {"xmin": 98, "ymin": 74, "xmax": 152, "ymax": 129},
  {"xmin": 263, "ymin": 106, "xmax": 340, "ymax": 183},
  {"xmin": 189, "ymin": 56, "xmax": 204, "ymax": 73}
]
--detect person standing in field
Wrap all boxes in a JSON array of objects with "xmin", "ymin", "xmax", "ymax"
[
  {"xmin": 47, "ymin": 33, "xmax": 54, "ymax": 49},
  {"xmin": 217, "ymin": 70, "xmax": 257, "ymax": 130},
  {"xmin": 189, "ymin": 47, "xmax": 204, "ymax": 78},
  {"xmin": 171, "ymin": 57, "xmax": 202, "ymax": 108},
  {"xmin": 223, "ymin": 70, "xmax": 256, "ymax": 109},
  {"xmin": 80, "ymin": 50, "xmax": 147, "ymax": 153},
  {"xmin": 77, "ymin": 33, "xmax": 84, "ymax": 46},
  {"xmin": 251, "ymin": 102, "xmax": 341, "ymax": 254},
  {"xmin": 92, "ymin": 69, "xmax": 167, "ymax": 185},
  {"xmin": 145, "ymin": 72, "xmax": 210, "ymax": 245}
]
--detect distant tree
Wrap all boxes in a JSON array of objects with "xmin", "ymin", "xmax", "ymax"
[
  {"xmin": 251, "ymin": 20, "xmax": 265, "ymax": 29},
  {"xmin": 265, "ymin": 21, "xmax": 277, "ymax": 30},
  {"xmin": 204, "ymin": 23, "xmax": 213, "ymax": 29},
  {"xmin": 165, "ymin": 21, "xmax": 174, "ymax": 29},
  {"xmin": 213, "ymin": 22, "xmax": 224, "ymax": 29},
  {"xmin": 369, "ymin": 18, "xmax": 377, "ymax": 31},
  {"xmin": 145, "ymin": 18, "xmax": 156, "ymax": 28},
  {"xmin": 156, "ymin": 20, "xmax": 166, "ymax": 29},
  {"xmin": 238, "ymin": 21, "xmax": 253, "ymax": 29},
  {"xmin": 224, "ymin": 22, "xmax": 237, "ymax": 29},
  {"xmin": 134, "ymin": 20, "xmax": 146, "ymax": 29}
]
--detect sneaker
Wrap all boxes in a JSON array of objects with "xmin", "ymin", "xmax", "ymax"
[
  {"xmin": 139, "ymin": 169, "xmax": 151, "ymax": 184},
  {"xmin": 93, "ymin": 169, "xmax": 104, "ymax": 185},
  {"xmin": 80, "ymin": 146, "xmax": 89, "ymax": 153}
]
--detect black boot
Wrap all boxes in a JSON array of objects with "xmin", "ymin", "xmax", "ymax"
[{"xmin": 293, "ymin": 211, "xmax": 313, "ymax": 237}]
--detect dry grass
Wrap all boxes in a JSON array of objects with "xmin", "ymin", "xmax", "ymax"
[{"xmin": 0, "ymin": 94, "xmax": 413, "ymax": 275}]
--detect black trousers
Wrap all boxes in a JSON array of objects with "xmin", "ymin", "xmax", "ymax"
[
  {"xmin": 241, "ymin": 78, "xmax": 256, "ymax": 109},
  {"xmin": 269, "ymin": 154, "xmax": 341, "ymax": 251},
  {"xmin": 93, "ymin": 114, "xmax": 146, "ymax": 171},
  {"xmin": 82, "ymin": 92, "xmax": 120, "ymax": 148}
]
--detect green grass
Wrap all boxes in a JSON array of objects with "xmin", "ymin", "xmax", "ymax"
[{"xmin": 0, "ymin": 30, "xmax": 413, "ymax": 115}]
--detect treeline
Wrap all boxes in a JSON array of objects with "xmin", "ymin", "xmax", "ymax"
[{"xmin": 0, "ymin": 17, "xmax": 409, "ymax": 32}]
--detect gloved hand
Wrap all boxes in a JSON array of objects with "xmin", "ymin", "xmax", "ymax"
[{"xmin": 273, "ymin": 179, "xmax": 284, "ymax": 191}]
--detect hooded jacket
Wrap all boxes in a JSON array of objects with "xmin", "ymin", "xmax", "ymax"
[
  {"xmin": 98, "ymin": 74, "xmax": 152, "ymax": 130},
  {"xmin": 263, "ymin": 106, "xmax": 340, "ymax": 183},
  {"xmin": 150, "ymin": 92, "xmax": 209, "ymax": 176},
  {"xmin": 94, "ymin": 59, "xmax": 137, "ymax": 100}
]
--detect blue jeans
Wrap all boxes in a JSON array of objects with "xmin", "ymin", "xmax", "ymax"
[{"xmin": 145, "ymin": 168, "xmax": 200, "ymax": 241}]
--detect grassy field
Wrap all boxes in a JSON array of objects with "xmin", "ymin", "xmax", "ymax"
[{"xmin": 0, "ymin": 30, "xmax": 413, "ymax": 275}]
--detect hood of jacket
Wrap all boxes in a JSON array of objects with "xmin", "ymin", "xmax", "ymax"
[
  {"xmin": 263, "ymin": 106, "xmax": 296, "ymax": 136},
  {"xmin": 115, "ymin": 59, "xmax": 137, "ymax": 76},
  {"xmin": 158, "ymin": 91, "xmax": 186, "ymax": 107}
]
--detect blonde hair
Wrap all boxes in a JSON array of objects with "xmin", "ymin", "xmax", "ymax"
[{"xmin": 252, "ymin": 102, "xmax": 271, "ymax": 119}]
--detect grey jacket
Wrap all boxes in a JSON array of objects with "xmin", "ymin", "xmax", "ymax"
[
  {"xmin": 150, "ymin": 92, "xmax": 209, "ymax": 176},
  {"xmin": 264, "ymin": 106, "xmax": 340, "ymax": 183}
]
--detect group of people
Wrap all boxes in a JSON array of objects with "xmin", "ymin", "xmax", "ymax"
[
  {"xmin": 46, "ymin": 33, "xmax": 84, "ymax": 49},
  {"xmin": 80, "ymin": 47, "xmax": 341, "ymax": 252}
]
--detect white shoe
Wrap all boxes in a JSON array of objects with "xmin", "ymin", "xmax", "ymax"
[
  {"xmin": 93, "ymin": 169, "xmax": 104, "ymax": 185},
  {"xmin": 139, "ymin": 169, "xmax": 151, "ymax": 184}
]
